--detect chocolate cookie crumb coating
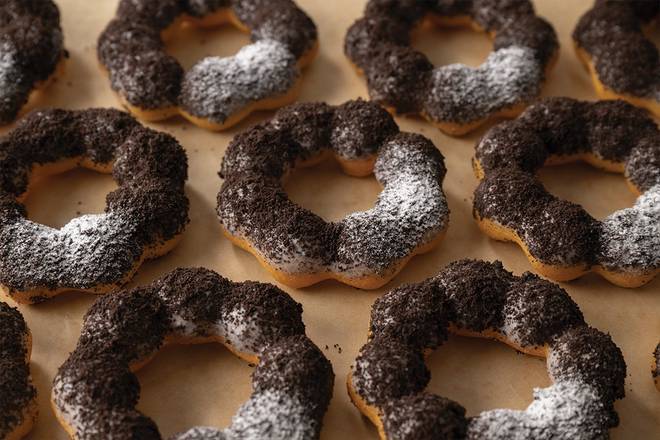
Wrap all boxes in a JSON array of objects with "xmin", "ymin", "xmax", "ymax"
[
  {"xmin": 53, "ymin": 267, "xmax": 334, "ymax": 440},
  {"xmin": 0, "ymin": 302, "xmax": 37, "ymax": 438},
  {"xmin": 473, "ymin": 98, "xmax": 660, "ymax": 285},
  {"xmin": 344, "ymin": 0, "xmax": 558, "ymax": 132},
  {"xmin": 350, "ymin": 259, "xmax": 626, "ymax": 439},
  {"xmin": 0, "ymin": 0, "xmax": 66, "ymax": 124},
  {"xmin": 98, "ymin": 0, "xmax": 317, "ymax": 128},
  {"xmin": 653, "ymin": 342, "xmax": 660, "ymax": 390},
  {"xmin": 218, "ymin": 99, "xmax": 450, "ymax": 289},
  {"xmin": 573, "ymin": 0, "xmax": 660, "ymax": 110},
  {"xmin": 0, "ymin": 109, "xmax": 189, "ymax": 303}
]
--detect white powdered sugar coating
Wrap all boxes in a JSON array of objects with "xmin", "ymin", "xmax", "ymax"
[
  {"xmin": 467, "ymin": 381, "xmax": 611, "ymax": 440},
  {"xmin": 334, "ymin": 168, "xmax": 448, "ymax": 277},
  {"xmin": 0, "ymin": 213, "xmax": 141, "ymax": 291},
  {"xmin": 423, "ymin": 46, "xmax": 542, "ymax": 123},
  {"xmin": 170, "ymin": 426, "xmax": 227, "ymax": 440},
  {"xmin": 186, "ymin": 0, "xmax": 226, "ymax": 16},
  {"xmin": 226, "ymin": 390, "xmax": 317, "ymax": 440},
  {"xmin": 0, "ymin": 40, "xmax": 24, "ymax": 111},
  {"xmin": 181, "ymin": 39, "xmax": 298, "ymax": 123},
  {"xmin": 598, "ymin": 184, "xmax": 660, "ymax": 271},
  {"xmin": 170, "ymin": 391, "xmax": 317, "ymax": 439},
  {"xmin": 219, "ymin": 305, "xmax": 264, "ymax": 354}
]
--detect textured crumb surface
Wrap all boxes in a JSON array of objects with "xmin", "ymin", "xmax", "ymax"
[
  {"xmin": 473, "ymin": 97, "xmax": 660, "ymax": 276},
  {"xmin": 11, "ymin": 1, "xmax": 660, "ymax": 440},
  {"xmin": 52, "ymin": 267, "xmax": 334, "ymax": 440},
  {"xmin": 352, "ymin": 259, "xmax": 625, "ymax": 440},
  {"xmin": 218, "ymin": 99, "xmax": 449, "ymax": 280}
]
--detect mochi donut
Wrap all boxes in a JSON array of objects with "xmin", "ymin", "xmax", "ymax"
[
  {"xmin": 98, "ymin": 0, "xmax": 318, "ymax": 131},
  {"xmin": 0, "ymin": 0, "xmax": 67, "ymax": 124},
  {"xmin": 0, "ymin": 302, "xmax": 37, "ymax": 440},
  {"xmin": 472, "ymin": 98, "xmax": 660, "ymax": 288},
  {"xmin": 0, "ymin": 109, "xmax": 189, "ymax": 304},
  {"xmin": 345, "ymin": 0, "xmax": 558, "ymax": 135},
  {"xmin": 574, "ymin": 0, "xmax": 660, "ymax": 117},
  {"xmin": 217, "ymin": 99, "xmax": 450, "ymax": 290},
  {"xmin": 348, "ymin": 259, "xmax": 627, "ymax": 440},
  {"xmin": 52, "ymin": 267, "xmax": 334, "ymax": 440}
]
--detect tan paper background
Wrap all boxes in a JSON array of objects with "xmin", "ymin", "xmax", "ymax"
[{"xmin": 3, "ymin": 0, "xmax": 658, "ymax": 438}]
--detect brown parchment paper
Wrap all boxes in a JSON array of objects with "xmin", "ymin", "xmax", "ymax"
[{"xmin": 3, "ymin": 0, "xmax": 658, "ymax": 438}]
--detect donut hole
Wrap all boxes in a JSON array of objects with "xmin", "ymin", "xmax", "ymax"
[
  {"xmin": 411, "ymin": 19, "xmax": 491, "ymax": 68},
  {"xmin": 164, "ymin": 20, "xmax": 251, "ymax": 70},
  {"xmin": 283, "ymin": 159, "xmax": 381, "ymax": 222},
  {"xmin": 425, "ymin": 334, "xmax": 550, "ymax": 415},
  {"xmin": 23, "ymin": 168, "xmax": 117, "ymax": 228},
  {"xmin": 536, "ymin": 163, "xmax": 636, "ymax": 220},
  {"xmin": 136, "ymin": 343, "xmax": 252, "ymax": 437}
]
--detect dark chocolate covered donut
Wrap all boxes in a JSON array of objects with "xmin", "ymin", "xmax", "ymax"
[
  {"xmin": 349, "ymin": 259, "xmax": 627, "ymax": 440},
  {"xmin": 52, "ymin": 267, "xmax": 334, "ymax": 440},
  {"xmin": 573, "ymin": 0, "xmax": 660, "ymax": 117},
  {"xmin": 472, "ymin": 98, "xmax": 660, "ymax": 287},
  {"xmin": 0, "ymin": 109, "xmax": 189, "ymax": 303},
  {"xmin": 0, "ymin": 0, "xmax": 66, "ymax": 124},
  {"xmin": 217, "ymin": 99, "xmax": 450, "ymax": 290},
  {"xmin": 344, "ymin": 0, "xmax": 559, "ymax": 135},
  {"xmin": 98, "ymin": 0, "xmax": 318, "ymax": 130}
]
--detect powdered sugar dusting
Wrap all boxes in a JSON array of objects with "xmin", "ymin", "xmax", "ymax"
[
  {"xmin": 598, "ymin": 184, "xmax": 660, "ymax": 271},
  {"xmin": 0, "ymin": 40, "xmax": 25, "ymax": 120},
  {"xmin": 170, "ymin": 426, "xmax": 226, "ymax": 440},
  {"xmin": 467, "ymin": 381, "xmax": 612, "ymax": 440},
  {"xmin": 334, "ymin": 142, "xmax": 448, "ymax": 277},
  {"xmin": 226, "ymin": 390, "xmax": 317, "ymax": 439},
  {"xmin": 180, "ymin": 40, "xmax": 298, "ymax": 123},
  {"xmin": 424, "ymin": 46, "xmax": 542, "ymax": 124},
  {"xmin": 220, "ymin": 305, "xmax": 264, "ymax": 354},
  {"xmin": 0, "ymin": 213, "xmax": 142, "ymax": 292}
]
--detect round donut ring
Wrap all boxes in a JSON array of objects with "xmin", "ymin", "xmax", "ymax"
[
  {"xmin": 98, "ymin": 0, "xmax": 318, "ymax": 131},
  {"xmin": 348, "ymin": 259, "xmax": 627, "ymax": 440},
  {"xmin": 0, "ymin": 109, "xmax": 189, "ymax": 304},
  {"xmin": 0, "ymin": 0, "xmax": 67, "ymax": 125},
  {"xmin": 0, "ymin": 302, "xmax": 37, "ymax": 440},
  {"xmin": 217, "ymin": 99, "xmax": 450, "ymax": 290},
  {"xmin": 52, "ymin": 267, "xmax": 334, "ymax": 440},
  {"xmin": 472, "ymin": 98, "xmax": 660, "ymax": 288},
  {"xmin": 344, "ymin": 0, "xmax": 558, "ymax": 135},
  {"xmin": 573, "ymin": 0, "xmax": 660, "ymax": 118}
]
